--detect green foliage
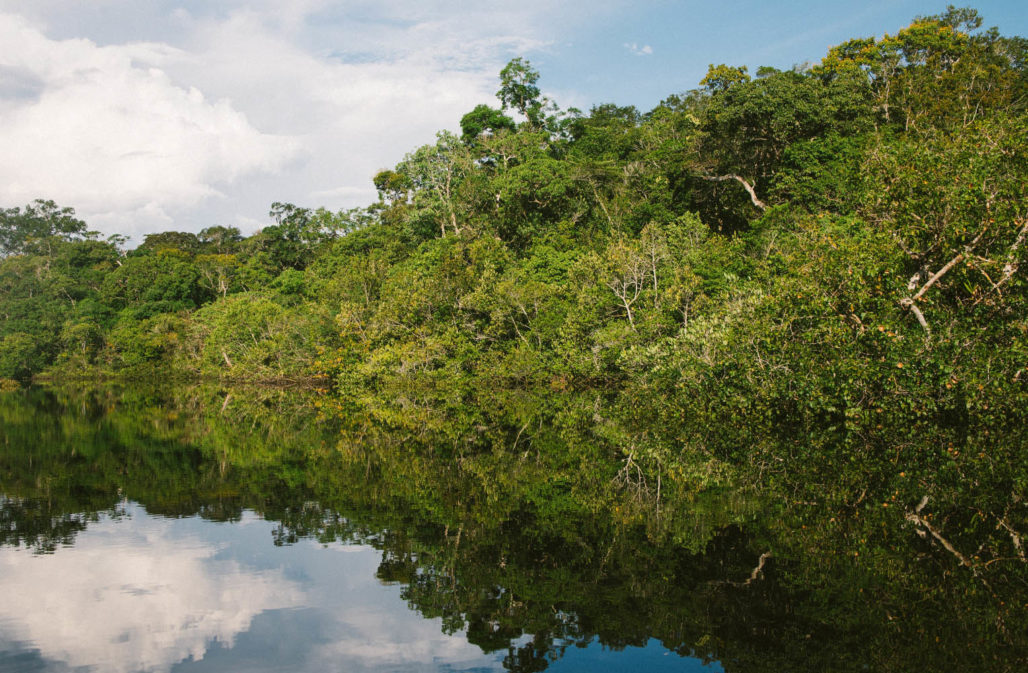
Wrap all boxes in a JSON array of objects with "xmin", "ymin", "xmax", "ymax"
[
  {"xmin": 0, "ymin": 199, "xmax": 92, "ymax": 257},
  {"xmin": 817, "ymin": 7, "xmax": 1027, "ymax": 129},
  {"xmin": 0, "ymin": 229, "xmax": 121, "ymax": 379},
  {"xmin": 107, "ymin": 312, "xmax": 190, "ymax": 367},
  {"xmin": 497, "ymin": 57, "xmax": 543, "ymax": 124},
  {"xmin": 460, "ymin": 104, "xmax": 516, "ymax": 144},
  {"xmin": 198, "ymin": 225, "xmax": 243, "ymax": 253},
  {"xmin": 567, "ymin": 103, "xmax": 641, "ymax": 160},
  {"xmin": 771, "ymin": 132, "xmax": 868, "ymax": 212},
  {"xmin": 189, "ymin": 293, "xmax": 331, "ymax": 379},
  {"xmin": 700, "ymin": 67, "xmax": 872, "ymax": 196},
  {"xmin": 3, "ymin": 384, "xmax": 1025, "ymax": 670},
  {"xmin": 699, "ymin": 63, "xmax": 750, "ymax": 93},
  {"xmin": 0, "ymin": 14, "xmax": 1025, "ymax": 670},
  {"xmin": 102, "ymin": 249, "xmax": 210, "ymax": 318},
  {"xmin": 394, "ymin": 131, "xmax": 477, "ymax": 240},
  {"xmin": 0, "ymin": 332, "xmax": 44, "ymax": 380},
  {"xmin": 134, "ymin": 230, "xmax": 202, "ymax": 256}
]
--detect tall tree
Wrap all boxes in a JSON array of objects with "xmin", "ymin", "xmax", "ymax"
[
  {"xmin": 0, "ymin": 200, "xmax": 91, "ymax": 257},
  {"xmin": 497, "ymin": 58, "xmax": 544, "ymax": 126}
]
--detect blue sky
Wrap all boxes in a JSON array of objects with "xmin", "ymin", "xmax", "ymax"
[
  {"xmin": 0, "ymin": 0, "xmax": 1024, "ymax": 241},
  {"xmin": 542, "ymin": 1, "xmax": 1028, "ymax": 109}
]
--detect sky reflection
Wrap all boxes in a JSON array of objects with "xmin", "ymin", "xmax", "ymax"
[{"xmin": 0, "ymin": 503, "xmax": 506, "ymax": 673}]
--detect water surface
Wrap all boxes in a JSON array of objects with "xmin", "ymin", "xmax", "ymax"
[
  {"xmin": 1, "ymin": 385, "xmax": 1025, "ymax": 672},
  {"xmin": 0, "ymin": 501, "xmax": 721, "ymax": 673}
]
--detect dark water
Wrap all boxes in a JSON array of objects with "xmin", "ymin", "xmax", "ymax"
[{"xmin": 0, "ymin": 385, "xmax": 1025, "ymax": 672}]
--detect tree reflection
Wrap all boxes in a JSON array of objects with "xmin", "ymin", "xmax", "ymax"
[{"xmin": 0, "ymin": 384, "xmax": 1025, "ymax": 671}]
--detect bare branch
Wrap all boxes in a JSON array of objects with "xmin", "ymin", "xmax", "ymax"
[
  {"xmin": 900, "ymin": 229, "xmax": 986, "ymax": 333},
  {"xmin": 708, "ymin": 552, "xmax": 772, "ymax": 587},
  {"xmin": 905, "ymin": 496, "xmax": 976, "ymax": 571},
  {"xmin": 996, "ymin": 516, "xmax": 1027, "ymax": 563},
  {"xmin": 746, "ymin": 551, "xmax": 772, "ymax": 584},
  {"xmin": 911, "ymin": 251, "xmax": 967, "ymax": 302},
  {"xmin": 701, "ymin": 174, "xmax": 767, "ymax": 211},
  {"xmin": 995, "ymin": 218, "xmax": 1028, "ymax": 290},
  {"xmin": 899, "ymin": 297, "xmax": 931, "ymax": 334}
]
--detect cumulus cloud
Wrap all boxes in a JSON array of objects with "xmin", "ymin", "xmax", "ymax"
[
  {"xmin": 0, "ymin": 1, "xmax": 627, "ymax": 240},
  {"xmin": 159, "ymin": 2, "xmax": 555, "ymax": 210},
  {"xmin": 289, "ymin": 540, "xmax": 510, "ymax": 672},
  {"xmin": 0, "ymin": 505, "xmax": 510, "ymax": 672},
  {"xmin": 0, "ymin": 12, "xmax": 300, "ymax": 240}
]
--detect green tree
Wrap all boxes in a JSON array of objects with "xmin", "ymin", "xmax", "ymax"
[
  {"xmin": 395, "ymin": 131, "xmax": 478, "ymax": 239},
  {"xmin": 0, "ymin": 200, "xmax": 91, "ymax": 257},
  {"xmin": 460, "ymin": 104, "xmax": 517, "ymax": 144},
  {"xmin": 102, "ymin": 249, "xmax": 210, "ymax": 318},
  {"xmin": 699, "ymin": 63, "xmax": 750, "ymax": 93},
  {"xmin": 198, "ymin": 226, "xmax": 243, "ymax": 254},
  {"xmin": 0, "ymin": 332, "xmax": 44, "ymax": 380},
  {"xmin": 498, "ymin": 57, "xmax": 543, "ymax": 125},
  {"xmin": 134, "ymin": 231, "xmax": 201, "ymax": 256}
]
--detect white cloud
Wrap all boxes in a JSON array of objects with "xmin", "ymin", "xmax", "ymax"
[
  {"xmin": 161, "ymin": 3, "xmax": 550, "ymax": 203},
  {"xmin": 624, "ymin": 42, "xmax": 653, "ymax": 56},
  {"xmin": 0, "ymin": 1, "xmax": 627, "ymax": 240},
  {"xmin": 297, "ymin": 539, "xmax": 509, "ymax": 672},
  {"xmin": 0, "ymin": 506, "xmax": 511, "ymax": 672},
  {"xmin": 0, "ymin": 506, "xmax": 303, "ymax": 673},
  {"xmin": 0, "ymin": 12, "xmax": 300, "ymax": 240}
]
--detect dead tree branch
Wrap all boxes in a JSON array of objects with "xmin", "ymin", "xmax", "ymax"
[
  {"xmin": 996, "ymin": 516, "xmax": 1026, "ymax": 563},
  {"xmin": 701, "ymin": 174, "xmax": 767, "ymax": 211},
  {"xmin": 899, "ymin": 229, "xmax": 986, "ymax": 334},
  {"xmin": 973, "ymin": 218, "xmax": 1028, "ymax": 307},
  {"xmin": 997, "ymin": 219, "xmax": 1028, "ymax": 287},
  {"xmin": 708, "ymin": 552, "xmax": 772, "ymax": 587},
  {"xmin": 905, "ymin": 496, "xmax": 976, "ymax": 572}
]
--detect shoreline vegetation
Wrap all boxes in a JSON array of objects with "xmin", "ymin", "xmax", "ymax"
[
  {"xmin": 1, "ymin": 6, "xmax": 1027, "ymax": 656},
  {"xmin": 28, "ymin": 369, "xmax": 330, "ymax": 389}
]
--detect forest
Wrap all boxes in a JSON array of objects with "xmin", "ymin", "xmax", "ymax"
[{"xmin": 1, "ymin": 7, "xmax": 1027, "ymax": 632}]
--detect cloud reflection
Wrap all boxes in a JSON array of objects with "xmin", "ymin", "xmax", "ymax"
[
  {"xmin": 0, "ymin": 505, "xmax": 508, "ymax": 672},
  {"xmin": 0, "ymin": 505, "xmax": 302, "ymax": 673}
]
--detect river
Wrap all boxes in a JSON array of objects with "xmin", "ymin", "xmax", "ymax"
[{"xmin": 0, "ymin": 385, "xmax": 1024, "ymax": 672}]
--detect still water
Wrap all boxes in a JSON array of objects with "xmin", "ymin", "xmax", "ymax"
[
  {"xmin": 1, "ymin": 385, "xmax": 1025, "ymax": 672},
  {"xmin": 0, "ymin": 386, "xmax": 728, "ymax": 673},
  {"xmin": 0, "ymin": 502, "xmax": 716, "ymax": 673}
]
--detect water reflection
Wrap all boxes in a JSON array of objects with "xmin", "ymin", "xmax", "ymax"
[
  {"xmin": 0, "ymin": 504, "xmax": 301, "ymax": 672},
  {"xmin": 0, "ymin": 502, "xmax": 526, "ymax": 673},
  {"xmin": 0, "ymin": 500, "xmax": 717, "ymax": 673},
  {"xmin": 0, "ymin": 384, "xmax": 1024, "ymax": 672}
]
